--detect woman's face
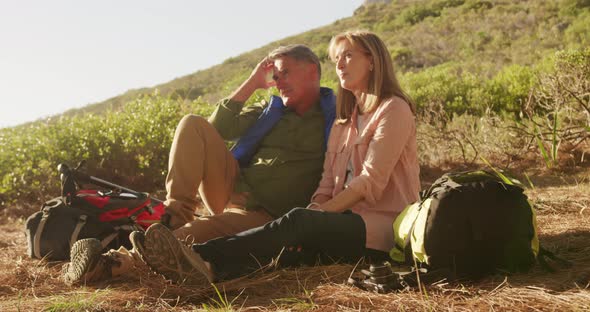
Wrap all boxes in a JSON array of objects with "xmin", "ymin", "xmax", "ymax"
[{"xmin": 332, "ymin": 39, "xmax": 373, "ymax": 94}]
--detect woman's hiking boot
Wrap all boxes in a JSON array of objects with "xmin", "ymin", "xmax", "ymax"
[
  {"xmin": 143, "ymin": 223, "xmax": 214, "ymax": 286},
  {"xmin": 61, "ymin": 238, "xmax": 121, "ymax": 285}
]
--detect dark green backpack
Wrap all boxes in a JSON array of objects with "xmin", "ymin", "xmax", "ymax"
[{"xmin": 389, "ymin": 170, "xmax": 540, "ymax": 279}]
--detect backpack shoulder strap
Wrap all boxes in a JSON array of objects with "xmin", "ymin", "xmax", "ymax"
[
  {"xmin": 33, "ymin": 209, "xmax": 51, "ymax": 259},
  {"xmin": 537, "ymin": 246, "xmax": 572, "ymax": 272}
]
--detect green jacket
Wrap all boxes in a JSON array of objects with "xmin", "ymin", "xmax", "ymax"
[{"xmin": 209, "ymin": 97, "xmax": 326, "ymax": 217}]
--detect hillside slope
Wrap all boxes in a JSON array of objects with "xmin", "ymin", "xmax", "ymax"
[
  {"xmin": 59, "ymin": 0, "xmax": 589, "ymax": 118},
  {"xmin": 1, "ymin": 0, "xmax": 588, "ymax": 207}
]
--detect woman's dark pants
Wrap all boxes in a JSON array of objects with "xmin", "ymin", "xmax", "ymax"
[{"xmin": 193, "ymin": 207, "xmax": 388, "ymax": 280}]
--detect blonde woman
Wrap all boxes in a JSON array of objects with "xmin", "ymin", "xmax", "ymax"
[{"xmin": 140, "ymin": 31, "xmax": 421, "ymax": 284}]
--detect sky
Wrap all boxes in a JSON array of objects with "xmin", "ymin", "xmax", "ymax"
[{"xmin": 0, "ymin": 1, "xmax": 363, "ymax": 128}]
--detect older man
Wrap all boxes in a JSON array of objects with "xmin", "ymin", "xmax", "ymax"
[{"xmin": 62, "ymin": 44, "xmax": 336, "ymax": 285}]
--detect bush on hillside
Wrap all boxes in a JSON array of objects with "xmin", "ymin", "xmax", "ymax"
[
  {"xmin": 0, "ymin": 94, "xmax": 213, "ymax": 206},
  {"xmin": 522, "ymin": 49, "xmax": 590, "ymax": 166}
]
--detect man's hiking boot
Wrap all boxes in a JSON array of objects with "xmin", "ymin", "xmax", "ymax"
[
  {"xmin": 62, "ymin": 238, "xmax": 121, "ymax": 285},
  {"xmin": 143, "ymin": 223, "xmax": 214, "ymax": 286}
]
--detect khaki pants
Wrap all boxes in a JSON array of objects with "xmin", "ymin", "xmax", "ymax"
[
  {"xmin": 111, "ymin": 114, "xmax": 274, "ymax": 277},
  {"xmin": 165, "ymin": 114, "xmax": 240, "ymax": 226}
]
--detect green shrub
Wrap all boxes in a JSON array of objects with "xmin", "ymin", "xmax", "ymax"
[
  {"xmin": 463, "ymin": 0, "xmax": 493, "ymax": 11},
  {"xmin": 0, "ymin": 93, "xmax": 207, "ymax": 206},
  {"xmin": 401, "ymin": 63, "xmax": 483, "ymax": 116},
  {"xmin": 559, "ymin": 0, "xmax": 590, "ymax": 16},
  {"xmin": 564, "ymin": 11, "xmax": 590, "ymax": 48},
  {"xmin": 486, "ymin": 64, "xmax": 536, "ymax": 114},
  {"xmin": 398, "ymin": 5, "xmax": 441, "ymax": 25},
  {"xmin": 519, "ymin": 48, "xmax": 590, "ymax": 167}
]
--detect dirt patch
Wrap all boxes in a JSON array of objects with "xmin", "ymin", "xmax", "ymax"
[{"xmin": 1, "ymin": 177, "xmax": 589, "ymax": 311}]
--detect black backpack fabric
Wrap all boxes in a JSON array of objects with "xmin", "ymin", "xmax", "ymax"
[
  {"xmin": 25, "ymin": 190, "xmax": 163, "ymax": 261},
  {"xmin": 24, "ymin": 162, "xmax": 165, "ymax": 261},
  {"xmin": 389, "ymin": 170, "xmax": 539, "ymax": 279}
]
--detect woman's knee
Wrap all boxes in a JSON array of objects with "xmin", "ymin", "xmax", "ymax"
[
  {"xmin": 280, "ymin": 207, "xmax": 320, "ymax": 225},
  {"xmin": 286, "ymin": 207, "xmax": 314, "ymax": 217}
]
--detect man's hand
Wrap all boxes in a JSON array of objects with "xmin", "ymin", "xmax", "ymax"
[
  {"xmin": 248, "ymin": 57, "xmax": 276, "ymax": 90},
  {"xmin": 230, "ymin": 57, "xmax": 276, "ymax": 103},
  {"xmin": 159, "ymin": 209, "xmax": 186, "ymax": 230}
]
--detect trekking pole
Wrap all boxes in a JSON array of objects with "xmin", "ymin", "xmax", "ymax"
[{"xmin": 57, "ymin": 162, "xmax": 163, "ymax": 204}]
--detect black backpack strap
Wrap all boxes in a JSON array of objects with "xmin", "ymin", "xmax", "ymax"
[
  {"xmin": 67, "ymin": 216, "xmax": 135, "ymax": 251},
  {"xmin": 537, "ymin": 246, "xmax": 572, "ymax": 272},
  {"xmin": 69, "ymin": 215, "xmax": 88, "ymax": 249},
  {"xmin": 33, "ymin": 209, "xmax": 51, "ymax": 258},
  {"xmin": 400, "ymin": 266, "xmax": 456, "ymax": 286},
  {"xmin": 100, "ymin": 231, "xmax": 120, "ymax": 248}
]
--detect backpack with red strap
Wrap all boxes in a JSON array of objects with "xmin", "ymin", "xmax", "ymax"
[{"xmin": 25, "ymin": 161, "xmax": 166, "ymax": 261}]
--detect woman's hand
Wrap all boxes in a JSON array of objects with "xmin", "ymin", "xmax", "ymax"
[
  {"xmin": 305, "ymin": 202, "xmax": 322, "ymax": 210},
  {"xmin": 312, "ymin": 194, "xmax": 331, "ymax": 205},
  {"xmin": 306, "ymin": 194, "xmax": 332, "ymax": 211},
  {"xmin": 314, "ymin": 187, "xmax": 364, "ymax": 213}
]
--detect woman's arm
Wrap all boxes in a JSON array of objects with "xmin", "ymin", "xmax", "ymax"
[{"xmin": 310, "ymin": 124, "xmax": 339, "ymax": 203}]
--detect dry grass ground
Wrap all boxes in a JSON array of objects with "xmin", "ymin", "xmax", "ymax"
[{"xmin": 1, "ymin": 165, "xmax": 589, "ymax": 311}]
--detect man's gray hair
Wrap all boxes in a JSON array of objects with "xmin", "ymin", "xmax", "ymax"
[{"xmin": 268, "ymin": 44, "xmax": 321, "ymax": 78}]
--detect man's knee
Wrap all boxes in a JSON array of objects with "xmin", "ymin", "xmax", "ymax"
[{"xmin": 178, "ymin": 114, "xmax": 210, "ymax": 131}]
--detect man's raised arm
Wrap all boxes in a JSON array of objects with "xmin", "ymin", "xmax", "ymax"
[{"xmin": 209, "ymin": 58, "xmax": 276, "ymax": 140}]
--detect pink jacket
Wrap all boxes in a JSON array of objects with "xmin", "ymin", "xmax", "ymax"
[{"xmin": 312, "ymin": 96, "xmax": 421, "ymax": 252}]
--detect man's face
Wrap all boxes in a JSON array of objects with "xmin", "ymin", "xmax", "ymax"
[{"xmin": 272, "ymin": 56, "xmax": 316, "ymax": 109}]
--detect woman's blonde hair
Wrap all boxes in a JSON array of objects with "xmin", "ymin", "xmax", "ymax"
[{"xmin": 328, "ymin": 30, "xmax": 415, "ymax": 122}]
